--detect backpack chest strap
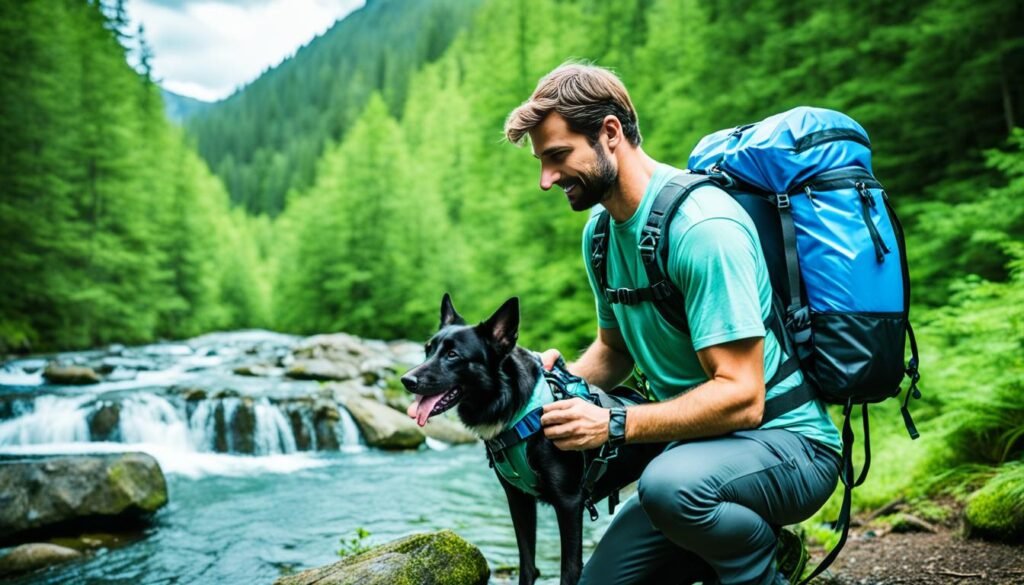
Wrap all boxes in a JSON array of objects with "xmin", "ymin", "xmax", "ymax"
[{"xmin": 486, "ymin": 408, "xmax": 544, "ymax": 453}]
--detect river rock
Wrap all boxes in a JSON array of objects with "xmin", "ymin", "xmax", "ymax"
[
  {"xmin": 233, "ymin": 364, "xmax": 282, "ymax": 377},
  {"xmin": 231, "ymin": 398, "xmax": 257, "ymax": 454},
  {"xmin": 0, "ymin": 543, "xmax": 82, "ymax": 577},
  {"xmin": 284, "ymin": 401, "xmax": 316, "ymax": 451},
  {"xmin": 88, "ymin": 402, "xmax": 121, "ymax": 442},
  {"xmin": 287, "ymin": 358, "xmax": 359, "ymax": 382},
  {"xmin": 42, "ymin": 363, "xmax": 100, "ymax": 385},
  {"xmin": 342, "ymin": 397, "xmax": 424, "ymax": 450},
  {"xmin": 314, "ymin": 401, "xmax": 342, "ymax": 450},
  {"xmin": 293, "ymin": 333, "xmax": 372, "ymax": 362},
  {"xmin": 274, "ymin": 530, "xmax": 489, "ymax": 585},
  {"xmin": 0, "ymin": 452, "xmax": 168, "ymax": 544}
]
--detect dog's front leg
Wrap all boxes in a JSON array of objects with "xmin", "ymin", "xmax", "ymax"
[
  {"xmin": 498, "ymin": 475, "xmax": 540, "ymax": 585},
  {"xmin": 553, "ymin": 496, "xmax": 584, "ymax": 585}
]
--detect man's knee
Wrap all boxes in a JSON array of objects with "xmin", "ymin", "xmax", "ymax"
[{"xmin": 637, "ymin": 454, "xmax": 717, "ymax": 534}]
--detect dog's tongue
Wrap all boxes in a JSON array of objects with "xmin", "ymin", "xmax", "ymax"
[{"xmin": 407, "ymin": 393, "xmax": 444, "ymax": 427}]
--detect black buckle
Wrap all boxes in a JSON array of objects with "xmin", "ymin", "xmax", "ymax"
[
  {"xmin": 650, "ymin": 281, "xmax": 674, "ymax": 301},
  {"xmin": 906, "ymin": 358, "xmax": 922, "ymax": 399},
  {"xmin": 776, "ymin": 193, "xmax": 791, "ymax": 209},
  {"xmin": 785, "ymin": 305, "xmax": 811, "ymax": 343},
  {"xmin": 638, "ymin": 233, "xmax": 658, "ymax": 263},
  {"xmin": 605, "ymin": 288, "xmax": 638, "ymax": 305}
]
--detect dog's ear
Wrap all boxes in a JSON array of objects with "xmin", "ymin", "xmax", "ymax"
[
  {"xmin": 440, "ymin": 293, "xmax": 465, "ymax": 328},
  {"xmin": 479, "ymin": 297, "xmax": 519, "ymax": 355}
]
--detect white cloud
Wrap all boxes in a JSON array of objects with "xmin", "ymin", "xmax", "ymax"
[{"xmin": 127, "ymin": 0, "xmax": 365, "ymax": 102}]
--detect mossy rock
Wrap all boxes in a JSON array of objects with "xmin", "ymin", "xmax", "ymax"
[
  {"xmin": 965, "ymin": 473, "xmax": 1024, "ymax": 541},
  {"xmin": 0, "ymin": 453, "xmax": 168, "ymax": 544},
  {"xmin": 274, "ymin": 529, "xmax": 488, "ymax": 585}
]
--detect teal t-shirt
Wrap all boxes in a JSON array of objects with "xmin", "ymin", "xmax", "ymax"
[{"xmin": 582, "ymin": 163, "xmax": 841, "ymax": 453}]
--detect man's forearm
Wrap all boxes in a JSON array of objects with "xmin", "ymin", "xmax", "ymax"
[
  {"xmin": 568, "ymin": 337, "xmax": 633, "ymax": 390},
  {"xmin": 624, "ymin": 378, "xmax": 764, "ymax": 443}
]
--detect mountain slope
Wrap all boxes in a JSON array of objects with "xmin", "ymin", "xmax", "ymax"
[
  {"xmin": 161, "ymin": 88, "xmax": 211, "ymax": 123},
  {"xmin": 185, "ymin": 0, "xmax": 481, "ymax": 215}
]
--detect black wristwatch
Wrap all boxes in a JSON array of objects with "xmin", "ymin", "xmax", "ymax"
[{"xmin": 608, "ymin": 407, "xmax": 628, "ymax": 448}]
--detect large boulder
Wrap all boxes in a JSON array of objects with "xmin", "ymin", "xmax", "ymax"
[
  {"xmin": 274, "ymin": 530, "xmax": 489, "ymax": 585},
  {"xmin": 42, "ymin": 363, "xmax": 101, "ymax": 385},
  {"xmin": 0, "ymin": 453, "xmax": 168, "ymax": 545},
  {"xmin": 0, "ymin": 543, "xmax": 82, "ymax": 577},
  {"xmin": 342, "ymin": 397, "xmax": 424, "ymax": 450}
]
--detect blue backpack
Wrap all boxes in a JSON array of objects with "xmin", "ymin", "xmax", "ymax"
[{"xmin": 589, "ymin": 106, "xmax": 922, "ymax": 582}]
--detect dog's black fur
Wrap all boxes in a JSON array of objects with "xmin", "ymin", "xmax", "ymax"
[{"xmin": 402, "ymin": 294, "xmax": 667, "ymax": 585}]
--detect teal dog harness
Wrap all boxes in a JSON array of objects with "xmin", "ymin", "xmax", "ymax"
[
  {"xmin": 484, "ymin": 359, "xmax": 593, "ymax": 496},
  {"xmin": 484, "ymin": 358, "xmax": 649, "ymax": 519}
]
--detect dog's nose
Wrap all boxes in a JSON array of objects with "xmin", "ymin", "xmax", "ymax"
[{"xmin": 400, "ymin": 374, "xmax": 418, "ymax": 390}]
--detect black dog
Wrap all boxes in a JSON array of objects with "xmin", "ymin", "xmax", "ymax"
[{"xmin": 402, "ymin": 294, "xmax": 666, "ymax": 585}]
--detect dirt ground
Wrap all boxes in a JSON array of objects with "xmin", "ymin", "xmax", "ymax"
[{"xmin": 812, "ymin": 519, "xmax": 1024, "ymax": 585}]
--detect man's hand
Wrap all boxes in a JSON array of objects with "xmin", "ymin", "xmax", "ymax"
[
  {"xmin": 539, "ymin": 348, "xmax": 561, "ymax": 371},
  {"xmin": 541, "ymin": 398, "xmax": 610, "ymax": 451}
]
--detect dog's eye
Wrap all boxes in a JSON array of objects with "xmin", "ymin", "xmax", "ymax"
[{"xmin": 445, "ymin": 350, "xmax": 459, "ymax": 359}]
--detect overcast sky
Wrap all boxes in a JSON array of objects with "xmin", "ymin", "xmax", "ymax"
[{"xmin": 126, "ymin": 0, "xmax": 365, "ymax": 102}]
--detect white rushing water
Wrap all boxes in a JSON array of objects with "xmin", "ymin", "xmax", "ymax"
[{"xmin": 0, "ymin": 391, "xmax": 364, "ymax": 476}]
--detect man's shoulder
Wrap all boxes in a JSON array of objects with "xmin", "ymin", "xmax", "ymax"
[{"xmin": 668, "ymin": 184, "xmax": 750, "ymax": 238}]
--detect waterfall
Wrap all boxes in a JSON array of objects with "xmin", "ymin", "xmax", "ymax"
[
  {"xmin": 0, "ymin": 395, "xmax": 92, "ymax": 444},
  {"xmin": 337, "ymin": 405, "xmax": 363, "ymax": 447},
  {"xmin": 0, "ymin": 391, "xmax": 362, "ymax": 456},
  {"xmin": 119, "ymin": 394, "xmax": 193, "ymax": 447},
  {"xmin": 253, "ymin": 398, "xmax": 297, "ymax": 454}
]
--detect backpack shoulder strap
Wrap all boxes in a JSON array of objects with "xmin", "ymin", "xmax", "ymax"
[{"xmin": 588, "ymin": 173, "xmax": 719, "ymax": 335}]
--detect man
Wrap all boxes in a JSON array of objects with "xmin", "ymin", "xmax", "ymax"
[{"xmin": 503, "ymin": 62, "xmax": 841, "ymax": 585}]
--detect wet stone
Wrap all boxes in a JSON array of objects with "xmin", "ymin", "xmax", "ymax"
[{"xmin": 88, "ymin": 402, "xmax": 121, "ymax": 442}]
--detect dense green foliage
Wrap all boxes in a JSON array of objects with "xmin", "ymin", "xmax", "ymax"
[
  {"xmin": 184, "ymin": 0, "xmax": 480, "ymax": 215},
  {"xmin": 0, "ymin": 0, "xmax": 269, "ymax": 351},
  {"xmin": 258, "ymin": 0, "xmax": 1023, "ymax": 352},
  {"xmin": 2, "ymin": 0, "xmax": 1023, "ymax": 533}
]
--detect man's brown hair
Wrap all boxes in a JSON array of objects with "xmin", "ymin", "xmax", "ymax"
[{"xmin": 504, "ymin": 61, "xmax": 642, "ymax": 147}]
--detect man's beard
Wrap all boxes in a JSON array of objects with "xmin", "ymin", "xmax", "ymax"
[{"xmin": 565, "ymin": 144, "xmax": 617, "ymax": 211}]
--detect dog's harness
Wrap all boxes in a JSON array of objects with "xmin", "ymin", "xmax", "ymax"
[{"xmin": 484, "ymin": 358, "xmax": 646, "ymax": 521}]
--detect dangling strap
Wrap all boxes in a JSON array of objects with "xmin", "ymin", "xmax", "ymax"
[
  {"xmin": 901, "ymin": 322, "xmax": 922, "ymax": 440},
  {"xmin": 799, "ymin": 401, "xmax": 858, "ymax": 584},
  {"xmin": 581, "ymin": 443, "xmax": 619, "ymax": 521}
]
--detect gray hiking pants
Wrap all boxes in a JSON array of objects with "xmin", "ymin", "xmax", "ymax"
[{"xmin": 579, "ymin": 428, "xmax": 840, "ymax": 585}]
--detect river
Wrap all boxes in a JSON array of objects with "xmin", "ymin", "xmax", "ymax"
[{"xmin": 0, "ymin": 331, "xmax": 612, "ymax": 584}]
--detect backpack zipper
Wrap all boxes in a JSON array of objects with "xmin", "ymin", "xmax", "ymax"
[
  {"xmin": 793, "ymin": 128, "xmax": 871, "ymax": 153},
  {"xmin": 856, "ymin": 182, "xmax": 890, "ymax": 262}
]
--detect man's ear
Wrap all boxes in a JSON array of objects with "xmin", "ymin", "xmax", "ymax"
[
  {"xmin": 602, "ymin": 114, "xmax": 622, "ymax": 151},
  {"xmin": 478, "ymin": 297, "xmax": 519, "ymax": 355},
  {"xmin": 440, "ymin": 293, "xmax": 465, "ymax": 328}
]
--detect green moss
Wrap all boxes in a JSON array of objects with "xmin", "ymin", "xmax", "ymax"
[
  {"xmin": 106, "ymin": 456, "xmax": 168, "ymax": 512},
  {"xmin": 278, "ymin": 530, "xmax": 488, "ymax": 585},
  {"xmin": 909, "ymin": 498, "xmax": 952, "ymax": 524},
  {"xmin": 965, "ymin": 464, "xmax": 1024, "ymax": 541}
]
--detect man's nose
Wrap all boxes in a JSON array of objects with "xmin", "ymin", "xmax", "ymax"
[{"xmin": 540, "ymin": 168, "xmax": 560, "ymax": 191}]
